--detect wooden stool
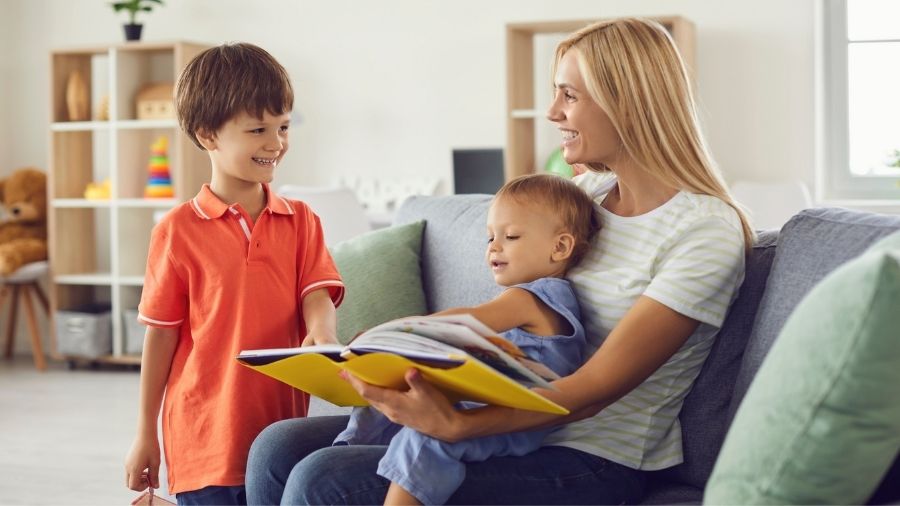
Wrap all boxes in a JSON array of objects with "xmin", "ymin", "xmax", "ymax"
[{"xmin": 1, "ymin": 261, "xmax": 50, "ymax": 371}]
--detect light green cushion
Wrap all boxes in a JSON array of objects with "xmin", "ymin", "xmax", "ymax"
[
  {"xmin": 331, "ymin": 221, "xmax": 427, "ymax": 344},
  {"xmin": 705, "ymin": 231, "xmax": 900, "ymax": 505}
]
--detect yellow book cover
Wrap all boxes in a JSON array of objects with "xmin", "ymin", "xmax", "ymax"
[{"xmin": 237, "ymin": 315, "xmax": 568, "ymax": 415}]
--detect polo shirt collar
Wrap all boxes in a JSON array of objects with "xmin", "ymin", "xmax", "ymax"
[{"xmin": 190, "ymin": 183, "xmax": 294, "ymax": 220}]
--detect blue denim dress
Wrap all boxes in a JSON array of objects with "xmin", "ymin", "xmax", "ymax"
[{"xmin": 334, "ymin": 277, "xmax": 586, "ymax": 505}]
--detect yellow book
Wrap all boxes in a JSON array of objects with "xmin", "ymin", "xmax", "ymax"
[{"xmin": 238, "ymin": 315, "xmax": 568, "ymax": 415}]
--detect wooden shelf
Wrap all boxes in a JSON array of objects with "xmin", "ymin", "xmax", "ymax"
[
  {"xmin": 54, "ymin": 273, "xmax": 114, "ymax": 285},
  {"xmin": 504, "ymin": 16, "xmax": 695, "ymax": 180},
  {"xmin": 51, "ymin": 121, "xmax": 110, "ymax": 132},
  {"xmin": 53, "ymin": 198, "xmax": 112, "ymax": 208},
  {"xmin": 48, "ymin": 41, "xmax": 210, "ymax": 363},
  {"xmin": 117, "ymin": 119, "xmax": 178, "ymax": 130},
  {"xmin": 117, "ymin": 198, "xmax": 178, "ymax": 208}
]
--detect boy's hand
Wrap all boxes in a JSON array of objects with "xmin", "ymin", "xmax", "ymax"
[
  {"xmin": 124, "ymin": 435, "xmax": 161, "ymax": 491},
  {"xmin": 301, "ymin": 333, "xmax": 339, "ymax": 347}
]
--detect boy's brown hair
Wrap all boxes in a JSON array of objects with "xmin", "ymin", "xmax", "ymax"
[
  {"xmin": 494, "ymin": 173, "xmax": 600, "ymax": 269},
  {"xmin": 175, "ymin": 42, "xmax": 293, "ymax": 150}
]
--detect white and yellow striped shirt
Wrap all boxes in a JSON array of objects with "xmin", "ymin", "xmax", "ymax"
[{"xmin": 544, "ymin": 171, "xmax": 746, "ymax": 470}]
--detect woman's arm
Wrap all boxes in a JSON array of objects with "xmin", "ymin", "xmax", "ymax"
[{"xmin": 342, "ymin": 295, "xmax": 700, "ymax": 442}]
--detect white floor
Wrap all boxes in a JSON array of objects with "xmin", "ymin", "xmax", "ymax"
[{"xmin": 0, "ymin": 355, "xmax": 175, "ymax": 506}]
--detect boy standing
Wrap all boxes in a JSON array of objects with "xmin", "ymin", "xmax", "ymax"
[{"xmin": 124, "ymin": 43, "xmax": 344, "ymax": 505}]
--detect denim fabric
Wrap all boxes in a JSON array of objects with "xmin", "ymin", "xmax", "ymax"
[
  {"xmin": 245, "ymin": 416, "xmax": 648, "ymax": 505},
  {"xmin": 377, "ymin": 425, "xmax": 557, "ymax": 504},
  {"xmin": 176, "ymin": 485, "xmax": 246, "ymax": 505}
]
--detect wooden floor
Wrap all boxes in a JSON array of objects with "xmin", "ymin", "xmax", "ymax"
[{"xmin": 0, "ymin": 355, "xmax": 175, "ymax": 505}]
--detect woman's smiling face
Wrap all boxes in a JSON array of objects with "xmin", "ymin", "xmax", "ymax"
[{"xmin": 546, "ymin": 49, "xmax": 621, "ymax": 167}]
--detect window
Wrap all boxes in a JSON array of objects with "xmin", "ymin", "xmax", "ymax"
[{"xmin": 819, "ymin": 0, "xmax": 900, "ymax": 201}]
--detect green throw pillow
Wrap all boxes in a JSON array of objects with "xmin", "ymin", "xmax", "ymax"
[
  {"xmin": 331, "ymin": 221, "xmax": 427, "ymax": 344},
  {"xmin": 705, "ymin": 231, "xmax": 900, "ymax": 505}
]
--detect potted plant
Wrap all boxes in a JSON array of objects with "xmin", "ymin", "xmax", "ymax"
[{"xmin": 111, "ymin": 0, "xmax": 164, "ymax": 41}]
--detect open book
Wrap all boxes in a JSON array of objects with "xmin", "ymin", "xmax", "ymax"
[{"xmin": 237, "ymin": 314, "xmax": 568, "ymax": 414}]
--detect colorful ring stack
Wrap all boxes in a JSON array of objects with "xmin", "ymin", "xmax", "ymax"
[{"xmin": 145, "ymin": 136, "xmax": 174, "ymax": 198}]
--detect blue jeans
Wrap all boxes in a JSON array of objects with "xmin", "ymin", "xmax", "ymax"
[
  {"xmin": 176, "ymin": 485, "xmax": 246, "ymax": 505},
  {"xmin": 246, "ymin": 416, "xmax": 647, "ymax": 505}
]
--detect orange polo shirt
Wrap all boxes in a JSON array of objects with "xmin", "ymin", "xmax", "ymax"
[{"xmin": 138, "ymin": 184, "xmax": 344, "ymax": 494}]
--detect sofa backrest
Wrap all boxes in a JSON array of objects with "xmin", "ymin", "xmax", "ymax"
[
  {"xmin": 728, "ymin": 207, "xmax": 900, "ymax": 418},
  {"xmin": 395, "ymin": 195, "xmax": 502, "ymax": 311}
]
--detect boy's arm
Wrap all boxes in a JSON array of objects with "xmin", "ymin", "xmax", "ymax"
[
  {"xmin": 433, "ymin": 288, "xmax": 542, "ymax": 334},
  {"xmin": 301, "ymin": 288, "xmax": 338, "ymax": 346},
  {"xmin": 124, "ymin": 326, "xmax": 179, "ymax": 491}
]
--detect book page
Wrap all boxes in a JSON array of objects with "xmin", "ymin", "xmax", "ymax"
[{"xmin": 356, "ymin": 316, "xmax": 555, "ymax": 388}]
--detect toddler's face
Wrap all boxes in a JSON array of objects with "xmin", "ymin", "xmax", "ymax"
[
  {"xmin": 485, "ymin": 197, "xmax": 567, "ymax": 287},
  {"xmin": 203, "ymin": 110, "xmax": 291, "ymax": 185}
]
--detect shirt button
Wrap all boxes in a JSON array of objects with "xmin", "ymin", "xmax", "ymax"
[{"xmin": 256, "ymin": 241, "xmax": 261, "ymax": 248}]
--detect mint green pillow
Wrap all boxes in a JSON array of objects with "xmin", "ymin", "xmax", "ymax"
[
  {"xmin": 705, "ymin": 231, "xmax": 900, "ymax": 505},
  {"xmin": 331, "ymin": 221, "xmax": 427, "ymax": 344}
]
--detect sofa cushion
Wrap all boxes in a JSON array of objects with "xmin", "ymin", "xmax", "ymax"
[
  {"xmin": 655, "ymin": 230, "xmax": 778, "ymax": 490},
  {"xmin": 331, "ymin": 220, "xmax": 427, "ymax": 344},
  {"xmin": 704, "ymin": 232, "xmax": 900, "ymax": 504},
  {"xmin": 728, "ymin": 208, "xmax": 900, "ymax": 417},
  {"xmin": 394, "ymin": 195, "xmax": 502, "ymax": 312}
]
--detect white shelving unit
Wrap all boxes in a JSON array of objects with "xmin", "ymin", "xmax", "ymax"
[{"xmin": 49, "ymin": 41, "xmax": 210, "ymax": 364}]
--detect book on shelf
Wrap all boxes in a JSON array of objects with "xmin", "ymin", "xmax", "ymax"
[{"xmin": 237, "ymin": 314, "xmax": 568, "ymax": 414}]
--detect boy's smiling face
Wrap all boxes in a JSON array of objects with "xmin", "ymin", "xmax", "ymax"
[{"xmin": 199, "ymin": 110, "xmax": 291, "ymax": 185}]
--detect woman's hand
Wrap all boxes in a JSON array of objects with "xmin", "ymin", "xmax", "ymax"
[{"xmin": 340, "ymin": 368, "xmax": 465, "ymax": 442}]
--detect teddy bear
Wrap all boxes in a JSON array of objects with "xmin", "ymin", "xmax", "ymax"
[{"xmin": 0, "ymin": 168, "xmax": 48, "ymax": 275}]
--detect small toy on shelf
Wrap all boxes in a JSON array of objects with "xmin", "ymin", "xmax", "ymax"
[
  {"xmin": 84, "ymin": 179, "xmax": 111, "ymax": 200},
  {"xmin": 144, "ymin": 136, "xmax": 174, "ymax": 198},
  {"xmin": 65, "ymin": 70, "xmax": 89, "ymax": 121},
  {"xmin": 95, "ymin": 94, "xmax": 110, "ymax": 121},
  {"xmin": 136, "ymin": 82, "xmax": 175, "ymax": 120}
]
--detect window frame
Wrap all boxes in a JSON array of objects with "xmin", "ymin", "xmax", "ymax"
[{"xmin": 817, "ymin": 0, "xmax": 900, "ymax": 202}]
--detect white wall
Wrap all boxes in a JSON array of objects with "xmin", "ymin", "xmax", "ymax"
[
  {"xmin": 1, "ymin": 0, "xmax": 820, "ymax": 355},
  {"xmin": 2, "ymin": 0, "xmax": 816, "ymax": 191},
  {"xmin": 0, "ymin": 1, "xmax": 17, "ymax": 172}
]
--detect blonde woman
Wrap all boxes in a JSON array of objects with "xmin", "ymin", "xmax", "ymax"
[{"xmin": 247, "ymin": 18, "xmax": 752, "ymax": 505}]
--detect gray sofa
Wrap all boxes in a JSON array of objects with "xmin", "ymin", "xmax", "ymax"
[{"xmin": 315, "ymin": 194, "xmax": 900, "ymax": 504}]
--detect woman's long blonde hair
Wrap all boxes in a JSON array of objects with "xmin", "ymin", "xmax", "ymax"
[{"xmin": 554, "ymin": 18, "xmax": 754, "ymax": 250}]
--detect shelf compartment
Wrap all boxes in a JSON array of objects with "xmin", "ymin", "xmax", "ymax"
[
  {"xmin": 118, "ymin": 207, "xmax": 157, "ymax": 278},
  {"xmin": 114, "ymin": 48, "xmax": 176, "ymax": 122},
  {"xmin": 117, "ymin": 128, "xmax": 179, "ymax": 200},
  {"xmin": 51, "ymin": 129, "xmax": 111, "ymax": 199},
  {"xmin": 49, "ymin": 207, "xmax": 111, "ymax": 277},
  {"xmin": 51, "ymin": 285, "xmax": 111, "ymax": 319},
  {"xmin": 51, "ymin": 50, "xmax": 109, "ymax": 123}
]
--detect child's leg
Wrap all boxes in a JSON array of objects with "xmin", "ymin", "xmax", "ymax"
[
  {"xmin": 377, "ymin": 426, "xmax": 553, "ymax": 505},
  {"xmin": 333, "ymin": 406, "xmax": 402, "ymax": 446}
]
